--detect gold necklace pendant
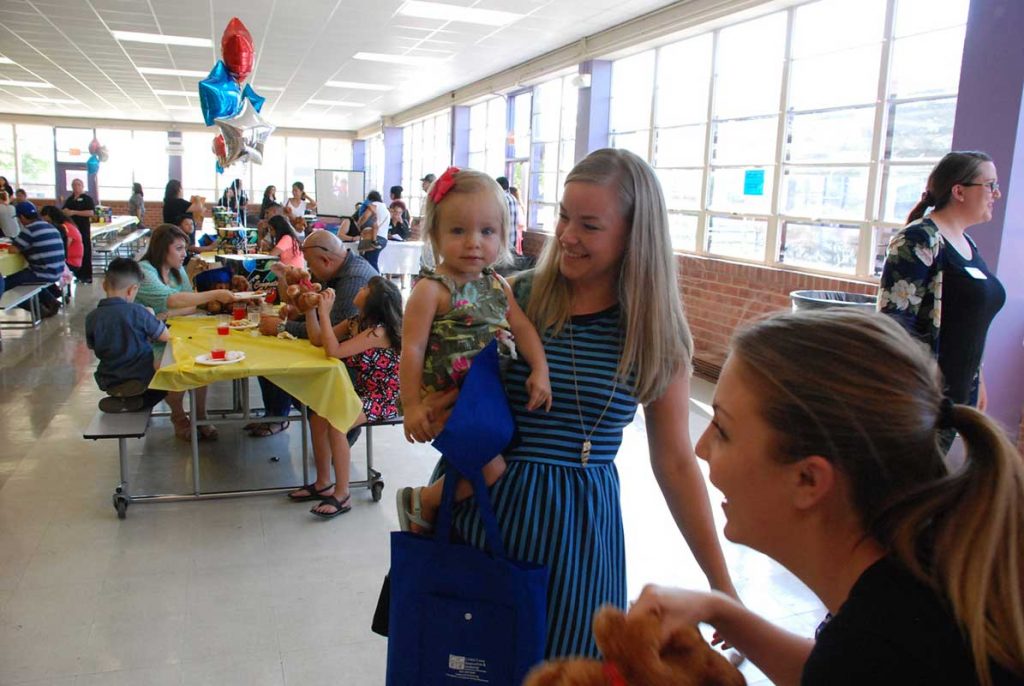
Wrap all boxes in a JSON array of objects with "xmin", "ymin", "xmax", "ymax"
[{"xmin": 581, "ymin": 440, "xmax": 592, "ymax": 465}]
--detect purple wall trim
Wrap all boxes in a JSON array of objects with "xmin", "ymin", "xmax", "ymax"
[
  {"xmin": 452, "ymin": 106, "xmax": 470, "ymax": 167},
  {"xmin": 382, "ymin": 127, "xmax": 403, "ymax": 192},
  {"xmin": 575, "ymin": 60, "xmax": 612, "ymax": 163},
  {"xmin": 352, "ymin": 140, "xmax": 366, "ymax": 172},
  {"xmin": 951, "ymin": 0, "xmax": 1024, "ymax": 440}
]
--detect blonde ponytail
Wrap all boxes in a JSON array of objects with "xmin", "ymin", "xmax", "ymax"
[{"xmin": 883, "ymin": 405, "xmax": 1024, "ymax": 685}]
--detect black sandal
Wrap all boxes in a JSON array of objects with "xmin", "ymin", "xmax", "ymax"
[
  {"xmin": 311, "ymin": 494, "xmax": 351, "ymax": 519},
  {"xmin": 287, "ymin": 482, "xmax": 335, "ymax": 502}
]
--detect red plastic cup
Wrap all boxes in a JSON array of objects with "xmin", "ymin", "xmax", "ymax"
[
  {"xmin": 217, "ymin": 323, "xmax": 230, "ymax": 336},
  {"xmin": 232, "ymin": 305, "xmax": 246, "ymax": 320},
  {"xmin": 211, "ymin": 348, "xmax": 226, "ymax": 360}
]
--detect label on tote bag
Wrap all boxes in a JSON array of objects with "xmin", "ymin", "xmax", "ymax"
[{"xmin": 421, "ymin": 594, "xmax": 514, "ymax": 683}]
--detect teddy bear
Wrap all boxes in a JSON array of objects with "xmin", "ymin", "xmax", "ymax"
[
  {"xmin": 523, "ymin": 605, "xmax": 746, "ymax": 686},
  {"xmin": 277, "ymin": 265, "xmax": 322, "ymax": 316}
]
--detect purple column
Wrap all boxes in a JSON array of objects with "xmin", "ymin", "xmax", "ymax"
[
  {"xmin": 575, "ymin": 60, "xmax": 612, "ymax": 163},
  {"xmin": 951, "ymin": 0, "xmax": 1024, "ymax": 440},
  {"xmin": 452, "ymin": 106, "xmax": 470, "ymax": 167},
  {"xmin": 352, "ymin": 140, "xmax": 366, "ymax": 172},
  {"xmin": 383, "ymin": 126, "xmax": 403, "ymax": 192}
]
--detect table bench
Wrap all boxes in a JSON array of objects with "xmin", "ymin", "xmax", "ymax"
[
  {"xmin": 94, "ymin": 227, "xmax": 150, "ymax": 270},
  {"xmin": 354, "ymin": 416, "xmax": 401, "ymax": 502},
  {"xmin": 82, "ymin": 407, "xmax": 154, "ymax": 519},
  {"xmin": 0, "ymin": 283, "xmax": 48, "ymax": 349}
]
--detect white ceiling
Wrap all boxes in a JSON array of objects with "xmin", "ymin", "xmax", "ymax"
[{"xmin": 0, "ymin": 0, "xmax": 677, "ymax": 132}]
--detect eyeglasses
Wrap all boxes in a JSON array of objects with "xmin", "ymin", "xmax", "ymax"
[{"xmin": 961, "ymin": 181, "xmax": 1000, "ymax": 193}]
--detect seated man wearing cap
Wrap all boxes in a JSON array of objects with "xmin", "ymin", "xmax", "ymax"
[{"xmin": 7, "ymin": 202, "xmax": 65, "ymax": 317}]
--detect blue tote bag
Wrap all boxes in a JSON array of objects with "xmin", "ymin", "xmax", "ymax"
[{"xmin": 386, "ymin": 342, "xmax": 548, "ymax": 686}]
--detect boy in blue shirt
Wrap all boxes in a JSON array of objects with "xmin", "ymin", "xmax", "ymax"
[{"xmin": 86, "ymin": 258, "xmax": 170, "ymax": 413}]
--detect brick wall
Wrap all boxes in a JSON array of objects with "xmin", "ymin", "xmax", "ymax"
[
  {"xmin": 30, "ymin": 199, "xmax": 270, "ymax": 230},
  {"xmin": 520, "ymin": 229, "xmax": 876, "ymax": 372}
]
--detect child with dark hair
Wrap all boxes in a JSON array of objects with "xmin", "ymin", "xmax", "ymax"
[
  {"xmin": 289, "ymin": 277, "xmax": 403, "ymax": 518},
  {"xmin": 85, "ymin": 258, "xmax": 170, "ymax": 413}
]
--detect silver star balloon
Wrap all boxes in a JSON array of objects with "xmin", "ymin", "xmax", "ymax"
[{"xmin": 214, "ymin": 99, "xmax": 274, "ymax": 167}]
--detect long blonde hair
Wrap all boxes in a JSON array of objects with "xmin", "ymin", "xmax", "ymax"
[
  {"xmin": 421, "ymin": 168, "xmax": 511, "ymax": 268},
  {"xmin": 527, "ymin": 148, "xmax": 692, "ymax": 404},
  {"xmin": 732, "ymin": 309, "xmax": 1024, "ymax": 685}
]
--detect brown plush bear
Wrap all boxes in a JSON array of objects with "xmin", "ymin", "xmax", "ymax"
[
  {"xmin": 524, "ymin": 606, "xmax": 745, "ymax": 686},
  {"xmin": 278, "ymin": 265, "xmax": 322, "ymax": 314}
]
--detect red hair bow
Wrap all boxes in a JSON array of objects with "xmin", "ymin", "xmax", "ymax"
[{"xmin": 429, "ymin": 166, "xmax": 460, "ymax": 204}]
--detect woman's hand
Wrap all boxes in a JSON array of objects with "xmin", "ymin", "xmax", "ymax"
[
  {"xmin": 525, "ymin": 369, "xmax": 552, "ymax": 412},
  {"xmin": 630, "ymin": 584, "xmax": 726, "ymax": 644},
  {"xmin": 212, "ymin": 289, "xmax": 235, "ymax": 304}
]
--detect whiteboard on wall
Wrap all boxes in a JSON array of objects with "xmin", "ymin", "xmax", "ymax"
[{"xmin": 314, "ymin": 169, "xmax": 365, "ymax": 218}]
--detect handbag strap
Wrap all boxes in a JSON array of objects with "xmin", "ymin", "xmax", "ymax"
[{"xmin": 433, "ymin": 457, "xmax": 508, "ymax": 559}]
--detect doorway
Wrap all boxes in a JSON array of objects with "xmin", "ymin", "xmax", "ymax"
[{"xmin": 55, "ymin": 164, "xmax": 95, "ymax": 205}]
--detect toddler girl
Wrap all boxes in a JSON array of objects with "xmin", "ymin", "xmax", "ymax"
[
  {"xmin": 290, "ymin": 277, "xmax": 402, "ymax": 518},
  {"xmin": 397, "ymin": 166, "xmax": 551, "ymax": 532}
]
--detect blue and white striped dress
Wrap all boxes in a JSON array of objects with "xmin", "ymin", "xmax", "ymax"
[{"xmin": 439, "ymin": 274, "xmax": 638, "ymax": 659}]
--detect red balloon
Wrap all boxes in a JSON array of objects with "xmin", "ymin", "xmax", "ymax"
[
  {"xmin": 221, "ymin": 18, "xmax": 254, "ymax": 83},
  {"xmin": 88, "ymin": 138, "xmax": 101, "ymax": 155},
  {"xmin": 212, "ymin": 134, "xmax": 226, "ymax": 158}
]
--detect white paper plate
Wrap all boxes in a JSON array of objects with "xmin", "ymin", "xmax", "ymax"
[
  {"xmin": 196, "ymin": 351, "xmax": 246, "ymax": 366},
  {"xmin": 232, "ymin": 291, "xmax": 264, "ymax": 300},
  {"xmin": 228, "ymin": 320, "xmax": 259, "ymax": 330}
]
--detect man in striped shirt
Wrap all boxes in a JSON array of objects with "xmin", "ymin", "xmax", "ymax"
[{"xmin": 8, "ymin": 202, "xmax": 65, "ymax": 317}]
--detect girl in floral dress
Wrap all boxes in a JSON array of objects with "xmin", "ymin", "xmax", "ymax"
[
  {"xmin": 396, "ymin": 167, "xmax": 551, "ymax": 531},
  {"xmin": 296, "ymin": 276, "xmax": 403, "ymax": 518}
]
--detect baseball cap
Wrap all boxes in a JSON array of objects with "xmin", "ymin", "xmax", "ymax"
[
  {"xmin": 14, "ymin": 201, "xmax": 37, "ymax": 219},
  {"xmin": 421, "ymin": 173, "xmax": 436, "ymax": 183}
]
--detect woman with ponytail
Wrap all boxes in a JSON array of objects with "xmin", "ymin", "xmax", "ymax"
[
  {"xmin": 631, "ymin": 309, "xmax": 1024, "ymax": 685},
  {"xmin": 878, "ymin": 152, "xmax": 1005, "ymax": 428}
]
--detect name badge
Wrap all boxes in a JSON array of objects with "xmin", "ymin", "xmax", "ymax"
[{"xmin": 964, "ymin": 266, "xmax": 988, "ymax": 280}]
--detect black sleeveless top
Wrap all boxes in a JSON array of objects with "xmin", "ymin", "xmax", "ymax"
[{"xmin": 938, "ymin": 238, "xmax": 1005, "ymax": 404}]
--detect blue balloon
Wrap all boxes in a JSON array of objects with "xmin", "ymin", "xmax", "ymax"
[
  {"xmin": 86, "ymin": 154, "xmax": 100, "ymax": 174},
  {"xmin": 198, "ymin": 60, "xmax": 242, "ymax": 126},
  {"xmin": 242, "ymin": 84, "xmax": 265, "ymax": 113},
  {"xmin": 216, "ymin": 162, "xmax": 225, "ymax": 174}
]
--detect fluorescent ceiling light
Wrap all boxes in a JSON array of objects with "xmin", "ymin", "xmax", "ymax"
[
  {"xmin": 307, "ymin": 99, "xmax": 365, "ymax": 107},
  {"xmin": 111, "ymin": 31, "xmax": 212, "ymax": 47},
  {"xmin": 21, "ymin": 96, "xmax": 78, "ymax": 104},
  {"xmin": 0, "ymin": 79, "xmax": 54, "ymax": 88},
  {"xmin": 353, "ymin": 52, "xmax": 447, "ymax": 65},
  {"xmin": 0, "ymin": 57, "xmax": 15, "ymax": 65},
  {"xmin": 153, "ymin": 89, "xmax": 196, "ymax": 96},
  {"xmin": 398, "ymin": 1, "xmax": 521, "ymax": 26},
  {"xmin": 325, "ymin": 81, "xmax": 393, "ymax": 91},
  {"xmin": 138, "ymin": 67, "xmax": 209, "ymax": 77},
  {"xmin": 256, "ymin": 85, "xmax": 285, "ymax": 91}
]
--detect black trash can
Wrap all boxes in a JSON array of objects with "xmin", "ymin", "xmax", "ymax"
[{"xmin": 790, "ymin": 290, "xmax": 877, "ymax": 312}]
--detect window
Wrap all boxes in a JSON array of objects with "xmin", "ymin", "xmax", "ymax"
[
  {"xmin": 286, "ymin": 136, "xmax": 319, "ymax": 197},
  {"xmin": 319, "ymin": 138, "xmax": 353, "ymax": 170},
  {"xmin": 251, "ymin": 136, "xmax": 285, "ymax": 205},
  {"xmin": 95, "ymin": 128, "xmax": 134, "ymax": 201},
  {"xmin": 15, "ymin": 124, "xmax": 55, "ymax": 198},
  {"xmin": 606, "ymin": 0, "xmax": 969, "ymax": 278},
  {"xmin": 182, "ymin": 131, "xmax": 219, "ymax": 202},
  {"xmin": 467, "ymin": 97, "xmax": 507, "ymax": 178},
  {"xmin": 0, "ymin": 124, "xmax": 15, "ymax": 187},
  {"xmin": 132, "ymin": 131, "xmax": 169, "ymax": 200},
  {"xmin": 529, "ymin": 75, "xmax": 578, "ymax": 231},
  {"xmin": 364, "ymin": 134, "xmax": 385, "ymax": 198},
  {"xmin": 55, "ymin": 127, "xmax": 94, "ymax": 165},
  {"xmin": 401, "ymin": 110, "xmax": 451, "ymax": 216}
]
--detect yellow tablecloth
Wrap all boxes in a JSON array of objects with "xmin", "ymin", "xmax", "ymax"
[
  {"xmin": 0, "ymin": 251, "xmax": 27, "ymax": 276},
  {"xmin": 150, "ymin": 316, "xmax": 362, "ymax": 432}
]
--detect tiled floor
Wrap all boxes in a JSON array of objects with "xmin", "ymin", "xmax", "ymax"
[{"xmin": 0, "ymin": 283, "xmax": 823, "ymax": 685}]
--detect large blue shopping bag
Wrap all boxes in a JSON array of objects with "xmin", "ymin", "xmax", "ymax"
[{"xmin": 386, "ymin": 342, "xmax": 548, "ymax": 686}]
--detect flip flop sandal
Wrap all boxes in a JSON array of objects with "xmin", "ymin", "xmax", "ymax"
[
  {"xmin": 311, "ymin": 494, "xmax": 351, "ymax": 519},
  {"xmin": 395, "ymin": 486, "xmax": 434, "ymax": 533},
  {"xmin": 249, "ymin": 421, "xmax": 290, "ymax": 437},
  {"xmin": 198, "ymin": 425, "xmax": 219, "ymax": 441},
  {"xmin": 288, "ymin": 482, "xmax": 335, "ymax": 502}
]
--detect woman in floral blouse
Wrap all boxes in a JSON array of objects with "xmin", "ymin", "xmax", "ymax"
[{"xmin": 878, "ymin": 151, "xmax": 1005, "ymax": 428}]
